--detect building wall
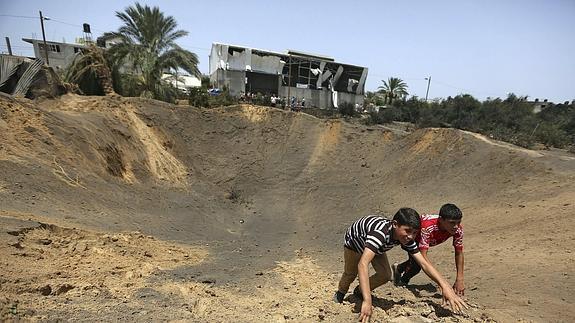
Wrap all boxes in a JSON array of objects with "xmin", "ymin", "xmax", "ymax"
[
  {"xmin": 278, "ymin": 86, "xmax": 364, "ymax": 109},
  {"xmin": 30, "ymin": 41, "xmax": 82, "ymax": 70},
  {"xmin": 210, "ymin": 69, "xmax": 246, "ymax": 96}
]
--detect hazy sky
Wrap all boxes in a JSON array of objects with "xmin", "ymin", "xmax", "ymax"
[{"xmin": 1, "ymin": 0, "xmax": 574, "ymax": 102}]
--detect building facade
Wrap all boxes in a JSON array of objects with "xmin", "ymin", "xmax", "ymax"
[
  {"xmin": 22, "ymin": 38, "xmax": 85, "ymax": 70},
  {"xmin": 209, "ymin": 43, "xmax": 367, "ymax": 109}
]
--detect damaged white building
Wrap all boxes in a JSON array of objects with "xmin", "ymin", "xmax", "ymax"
[{"xmin": 209, "ymin": 43, "xmax": 367, "ymax": 109}]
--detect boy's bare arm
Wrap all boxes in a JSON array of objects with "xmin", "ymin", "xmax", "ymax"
[
  {"xmin": 358, "ymin": 248, "xmax": 376, "ymax": 322},
  {"xmin": 411, "ymin": 252, "xmax": 467, "ymax": 313},
  {"xmin": 454, "ymin": 250, "xmax": 465, "ymax": 295},
  {"xmin": 420, "ymin": 248, "xmax": 431, "ymax": 263}
]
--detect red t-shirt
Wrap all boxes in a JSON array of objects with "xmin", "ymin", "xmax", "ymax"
[{"xmin": 417, "ymin": 214, "xmax": 464, "ymax": 251}]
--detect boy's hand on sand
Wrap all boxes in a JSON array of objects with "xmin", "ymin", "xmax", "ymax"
[
  {"xmin": 453, "ymin": 279, "xmax": 465, "ymax": 296},
  {"xmin": 359, "ymin": 300, "xmax": 372, "ymax": 322},
  {"xmin": 441, "ymin": 288, "xmax": 468, "ymax": 314}
]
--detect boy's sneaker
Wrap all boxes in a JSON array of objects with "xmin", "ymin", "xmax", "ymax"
[
  {"xmin": 392, "ymin": 263, "xmax": 404, "ymax": 286},
  {"xmin": 353, "ymin": 286, "xmax": 363, "ymax": 300},
  {"xmin": 333, "ymin": 290, "xmax": 345, "ymax": 303}
]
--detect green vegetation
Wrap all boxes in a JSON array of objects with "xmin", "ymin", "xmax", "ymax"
[
  {"xmin": 62, "ymin": 44, "xmax": 115, "ymax": 96},
  {"xmin": 105, "ymin": 2, "xmax": 200, "ymax": 102},
  {"xmin": 338, "ymin": 102, "xmax": 357, "ymax": 117},
  {"xmin": 377, "ymin": 77, "xmax": 408, "ymax": 104},
  {"xmin": 188, "ymin": 76, "xmax": 237, "ymax": 108},
  {"xmin": 366, "ymin": 89, "xmax": 574, "ymax": 150}
]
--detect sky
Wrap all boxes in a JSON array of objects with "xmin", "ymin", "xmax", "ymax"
[{"xmin": 1, "ymin": 0, "xmax": 574, "ymax": 102}]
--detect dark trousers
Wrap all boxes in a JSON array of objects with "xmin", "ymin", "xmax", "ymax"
[{"xmin": 397, "ymin": 253, "xmax": 421, "ymax": 284}]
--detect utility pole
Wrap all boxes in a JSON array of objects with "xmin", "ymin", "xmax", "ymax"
[
  {"xmin": 5, "ymin": 37, "xmax": 12, "ymax": 55},
  {"xmin": 425, "ymin": 76, "xmax": 431, "ymax": 101},
  {"xmin": 39, "ymin": 10, "xmax": 49, "ymax": 65},
  {"xmin": 287, "ymin": 54, "xmax": 292, "ymax": 103}
]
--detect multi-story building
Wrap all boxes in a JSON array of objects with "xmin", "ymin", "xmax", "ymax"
[{"xmin": 209, "ymin": 42, "xmax": 367, "ymax": 109}]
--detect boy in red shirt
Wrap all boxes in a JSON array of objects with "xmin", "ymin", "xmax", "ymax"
[{"xmin": 392, "ymin": 203, "xmax": 465, "ymax": 296}]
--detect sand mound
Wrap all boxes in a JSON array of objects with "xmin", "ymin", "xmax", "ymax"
[{"xmin": 1, "ymin": 94, "xmax": 574, "ymax": 321}]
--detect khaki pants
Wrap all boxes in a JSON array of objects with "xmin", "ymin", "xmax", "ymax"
[{"xmin": 337, "ymin": 247, "xmax": 392, "ymax": 293}]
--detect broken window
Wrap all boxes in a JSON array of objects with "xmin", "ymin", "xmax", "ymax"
[{"xmin": 38, "ymin": 43, "xmax": 61, "ymax": 53}]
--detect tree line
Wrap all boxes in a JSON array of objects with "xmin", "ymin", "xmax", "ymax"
[{"xmin": 365, "ymin": 78, "xmax": 574, "ymax": 150}]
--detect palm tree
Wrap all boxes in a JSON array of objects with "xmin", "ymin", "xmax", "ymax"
[
  {"xmin": 377, "ymin": 77, "xmax": 408, "ymax": 104},
  {"xmin": 106, "ymin": 3, "xmax": 200, "ymax": 102},
  {"xmin": 62, "ymin": 44, "xmax": 115, "ymax": 96}
]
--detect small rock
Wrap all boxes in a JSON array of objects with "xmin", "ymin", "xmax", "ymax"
[
  {"xmin": 54, "ymin": 284, "xmax": 75, "ymax": 295},
  {"xmin": 143, "ymin": 251, "xmax": 152, "ymax": 257},
  {"xmin": 9, "ymin": 241, "xmax": 24, "ymax": 249},
  {"xmin": 38, "ymin": 239, "xmax": 52, "ymax": 245},
  {"xmin": 38, "ymin": 285, "xmax": 52, "ymax": 296}
]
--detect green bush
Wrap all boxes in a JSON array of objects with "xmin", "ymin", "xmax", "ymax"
[
  {"xmin": 534, "ymin": 123, "xmax": 570, "ymax": 148},
  {"xmin": 188, "ymin": 87, "xmax": 209, "ymax": 107},
  {"xmin": 339, "ymin": 102, "xmax": 356, "ymax": 117}
]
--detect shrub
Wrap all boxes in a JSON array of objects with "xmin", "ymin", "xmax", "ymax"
[
  {"xmin": 188, "ymin": 87, "xmax": 209, "ymax": 107},
  {"xmin": 339, "ymin": 102, "xmax": 356, "ymax": 117}
]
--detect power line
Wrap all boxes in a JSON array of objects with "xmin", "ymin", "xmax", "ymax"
[
  {"xmin": 0, "ymin": 14, "xmax": 37, "ymax": 19},
  {"xmin": 1, "ymin": 13, "xmax": 107, "ymax": 33},
  {"xmin": 48, "ymin": 17, "xmax": 106, "ymax": 33}
]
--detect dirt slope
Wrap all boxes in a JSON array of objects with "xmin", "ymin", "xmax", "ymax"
[{"xmin": 1, "ymin": 94, "xmax": 573, "ymax": 322}]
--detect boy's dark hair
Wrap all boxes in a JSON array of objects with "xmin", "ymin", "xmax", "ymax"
[
  {"xmin": 439, "ymin": 203, "xmax": 463, "ymax": 220},
  {"xmin": 393, "ymin": 208, "xmax": 421, "ymax": 230}
]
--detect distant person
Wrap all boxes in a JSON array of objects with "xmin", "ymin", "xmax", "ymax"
[
  {"xmin": 393, "ymin": 203, "xmax": 465, "ymax": 296},
  {"xmin": 270, "ymin": 95, "xmax": 277, "ymax": 107},
  {"xmin": 301, "ymin": 98, "xmax": 305, "ymax": 109},
  {"xmin": 290, "ymin": 96, "xmax": 296, "ymax": 111},
  {"xmin": 333, "ymin": 208, "xmax": 467, "ymax": 322}
]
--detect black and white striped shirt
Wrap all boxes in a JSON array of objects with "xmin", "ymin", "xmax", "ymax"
[{"xmin": 344, "ymin": 215, "xmax": 419, "ymax": 255}]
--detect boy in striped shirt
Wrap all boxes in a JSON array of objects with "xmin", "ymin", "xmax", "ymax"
[
  {"xmin": 334, "ymin": 208, "xmax": 466, "ymax": 322},
  {"xmin": 393, "ymin": 203, "xmax": 465, "ymax": 295}
]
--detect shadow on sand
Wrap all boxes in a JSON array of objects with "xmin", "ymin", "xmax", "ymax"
[{"xmin": 346, "ymin": 293, "xmax": 406, "ymax": 312}]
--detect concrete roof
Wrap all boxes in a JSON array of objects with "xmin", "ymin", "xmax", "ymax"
[
  {"xmin": 22, "ymin": 38, "xmax": 87, "ymax": 47},
  {"xmin": 211, "ymin": 42, "xmax": 365, "ymax": 69}
]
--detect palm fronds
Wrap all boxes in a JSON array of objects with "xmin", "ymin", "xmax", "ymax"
[
  {"xmin": 106, "ymin": 2, "xmax": 200, "ymax": 102},
  {"xmin": 377, "ymin": 77, "xmax": 409, "ymax": 104},
  {"xmin": 63, "ymin": 44, "xmax": 115, "ymax": 96}
]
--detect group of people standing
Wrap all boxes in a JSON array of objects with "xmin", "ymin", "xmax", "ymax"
[
  {"xmin": 271, "ymin": 95, "xmax": 305, "ymax": 111},
  {"xmin": 240, "ymin": 92, "xmax": 306, "ymax": 112}
]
